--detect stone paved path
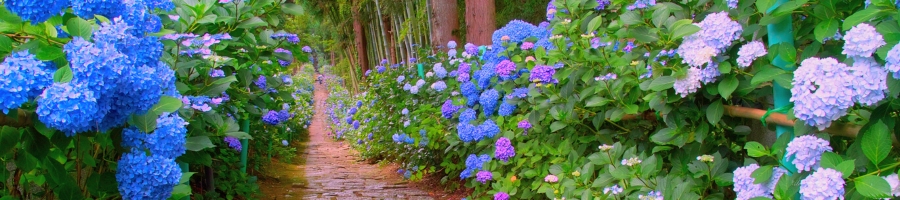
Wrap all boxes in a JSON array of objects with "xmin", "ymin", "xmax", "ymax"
[{"xmin": 294, "ymin": 80, "xmax": 434, "ymax": 199}]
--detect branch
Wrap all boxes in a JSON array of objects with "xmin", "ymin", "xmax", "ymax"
[{"xmin": 0, "ymin": 109, "xmax": 33, "ymax": 127}]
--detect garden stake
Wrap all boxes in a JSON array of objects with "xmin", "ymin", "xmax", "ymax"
[{"xmin": 240, "ymin": 119, "xmax": 250, "ymax": 173}]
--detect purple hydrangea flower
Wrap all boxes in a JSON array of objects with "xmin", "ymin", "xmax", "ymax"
[
  {"xmin": 494, "ymin": 192, "xmax": 510, "ymax": 200},
  {"xmin": 799, "ymin": 168, "xmax": 845, "ymax": 199},
  {"xmin": 521, "ymin": 42, "xmax": 534, "ymax": 50},
  {"xmin": 224, "ymin": 136, "xmax": 241, "ymax": 151},
  {"xmin": 441, "ymin": 99, "xmax": 462, "ymax": 119},
  {"xmin": 674, "ymin": 67, "xmax": 702, "ymax": 97},
  {"xmin": 494, "ymin": 137, "xmax": 515, "ymax": 162},
  {"xmin": 786, "ymin": 135, "xmax": 833, "ymax": 172},
  {"xmin": 530, "ymin": 65, "xmax": 557, "ymax": 84},
  {"xmin": 843, "ymin": 23, "xmax": 885, "ymax": 58},
  {"xmin": 736, "ymin": 41, "xmax": 768, "ymax": 68},
  {"xmin": 791, "ymin": 57, "xmax": 855, "ymax": 130},
  {"xmin": 476, "ymin": 170, "xmax": 493, "ymax": 183},
  {"xmin": 849, "ymin": 57, "xmax": 887, "ymax": 106}
]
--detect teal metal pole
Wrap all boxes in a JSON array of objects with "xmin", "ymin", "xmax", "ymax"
[
  {"xmin": 179, "ymin": 162, "xmax": 189, "ymax": 200},
  {"xmin": 766, "ymin": 0, "xmax": 798, "ymax": 174},
  {"xmin": 240, "ymin": 119, "xmax": 250, "ymax": 173}
]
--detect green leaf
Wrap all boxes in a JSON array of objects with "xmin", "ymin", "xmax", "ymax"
[
  {"xmin": 185, "ymin": 136, "xmax": 216, "ymax": 151},
  {"xmin": 651, "ymin": 127, "xmax": 677, "ymax": 144},
  {"xmin": 129, "ymin": 112, "xmax": 160, "ymax": 133},
  {"xmin": 756, "ymin": 0, "xmax": 775, "ymax": 13},
  {"xmin": 282, "ymin": 3, "xmax": 305, "ymax": 16},
  {"xmin": 149, "ymin": 96, "xmax": 182, "ymax": 115},
  {"xmin": 0, "ymin": 126, "xmax": 20, "ymax": 156},
  {"xmin": 620, "ymin": 11, "xmax": 642, "ymax": 25},
  {"xmin": 835, "ymin": 160, "xmax": 854, "ymax": 179},
  {"xmin": 585, "ymin": 96, "xmax": 610, "ymax": 107},
  {"xmin": 843, "ymin": 7, "xmax": 887, "ymax": 30},
  {"xmin": 649, "ymin": 76, "xmax": 675, "ymax": 91},
  {"xmin": 550, "ymin": 121, "xmax": 567, "ymax": 132},
  {"xmin": 814, "ymin": 19, "xmax": 839, "ymax": 43},
  {"xmin": 706, "ymin": 100, "xmax": 724, "ymax": 125},
  {"xmin": 751, "ymin": 165, "xmax": 773, "ymax": 184},
  {"xmin": 719, "ymin": 75, "xmax": 738, "ymax": 99},
  {"xmin": 587, "ymin": 15, "xmax": 603, "ymax": 32},
  {"xmin": 744, "ymin": 141, "xmax": 769, "ymax": 157},
  {"xmin": 53, "ymin": 66, "xmax": 73, "ymax": 83},
  {"xmin": 631, "ymin": 26, "xmax": 659, "ymax": 43},
  {"xmin": 237, "ymin": 17, "xmax": 268, "ymax": 29},
  {"xmin": 671, "ymin": 24, "xmax": 700, "ymax": 40},
  {"xmin": 180, "ymin": 172, "xmax": 196, "ymax": 185},
  {"xmin": 855, "ymin": 175, "xmax": 892, "ymax": 199},
  {"xmin": 861, "ymin": 120, "xmax": 892, "ymax": 165},
  {"xmin": 36, "ymin": 46, "xmax": 64, "ymax": 61},
  {"xmin": 751, "ymin": 67, "xmax": 787, "ymax": 86},
  {"xmin": 0, "ymin": 35, "xmax": 13, "ymax": 53},
  {"xmin": 66, "ymin": 17, "xmax": 92, "ymax": 39},
  {"xmin": 225, "ymin": 131, "xmax": 252, "ymax": 140}
]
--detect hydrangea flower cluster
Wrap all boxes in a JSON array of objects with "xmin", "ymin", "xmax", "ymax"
[
  {"xmin": 530, "ymin": 65, "xmax": 557, "ymax": 84},
  {"xmin": 627, "ymin": 0, "xmax": 657, "ymax": 10},
  {"xmin": 791, "ymin": 57, "xmax": 855, "ymax": 130},
  {"xmin": 799, "ymin": 168, "xmax": 845, "ymax": 199},
  {"xmin": 677, "ymin": 12, "xmax": 742, "ymax": 68},
  {"xmin": 167, "ymin": 33, "xmax": 232, "ymax": 57},
  {"xmin": 495, "ymin": 60, "xmax": 517, "ymax": 79},
  {"xmin": 255, "ymin": 75, "xmax": 268, "ymax": 89},
  {"xmin": 786, "ymin": 135, "xmax": 833, "ymax": 172},
  {"xmin": 274, "ymin": 48, "xmax": 293, "ymax": 67},
  {"xmin": 302, "ymin": 46, "xmax": 312, "ymax": 53},
  {"xmin": 461, "ymin": 82, "xmax": 479, "ymax": 106},
  {"xmin": 596, "ymin": 0, "xmax": 611, "ymax": 10},
  {"xmin": 433, "ymin": 63, "xmax": 448, "ymax": 78},
  {"xmin": 479, "ymin": 89, "xmax": 501, "ymax": 116},
  {"xmin": 224, "ymin": 136, "xmax": 242, "ymax": 151},
  {"xmin": 0, "ymin": 50, "xmax": 55, "ymax": 114},
  {"xmin": 498, "ymin": 100, "xmax": 517, "ymax": 116},
  {"xmin": 494, "ymin": 192, "xmax": 510, "ymax": 200},
  {"xmin": 459, "ymin": 108, "xmax": 477, "ymax": 123},
  {"xmin": 476, "ymin": 171, "xmax": 493, "ymax": 183},
  {"xmin": 674, "ymin": 67, "xmax": 702, "ymax": 97},
  {"xmin": 491, "ymin": 20, "xmax": 552, "ymax": 50},
  {"xmin": 883, "ymin": 173, "xmax": 900, "ymax": 197},
  {"xmin": 726, "ymin": 0, "xmax": 739, "ymax": 9},
  {"xmin": 271, "ymin": 33, "xmax": 300, "ymax": 44},
  {"xmin": 460, "ymin": 154, "xmax": 491, "ymax": 179},
  {"xmin": 699, "ymin": 62, "xmax": 721, "ymax": 84},
  {"xmin": 4, "ymin": 0, "xmax": 69, "ymax": 24},
  {"xmin": 431, "ymin": 81, "xmax": 447, "ymax": 92},
  {"xmin": 478, "ymin": 119, "xmax": 500, "ymax": 139},
  {"xmin": 263, "ymin": 110, "xmax": 283, "ymax": 125},
  {"xmin": 209, "ymin": 69, "xmax": 225, "ymax": 77},
  {"xmin": 849, "ymin": 57, "xmax": 887, "ymax": 106},
  {"xmin": 474, "ymin": 64, "xmax": 497, "ymax": 89},
  {"xmin": 603, "ymin": 185, "xmax": 623, "ymax": 195},
  {"xmin": 736, "ymin": 41, "xmax": 767, "ymax": 68},
  {"xmin": 886, "ymin": 44, "xmax": 900, "ymax": 78},
  {"xmin": 116, "ymin": 151, "xmax": 181, "ymax": 200},
  {"xmin": 494, "ymin": 137, "xmax": 515, "ymax": 162},
  {"xmin": 733, "ymin": 164, "xmax": 777, "ymax": 199},
  {"xmin": 842, "ymin": 23, "xmax": 885, "ymax": 58},
  {"xmin": 638, "ymin": 191, "xmax": 664, "ymax": 200}
]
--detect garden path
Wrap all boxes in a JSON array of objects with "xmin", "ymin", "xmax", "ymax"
[{"xmin": 293, "ymin": 80, "xmax": 435, "ymax": 199}]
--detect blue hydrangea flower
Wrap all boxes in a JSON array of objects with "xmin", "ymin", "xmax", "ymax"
[
  {"xmin": 65, "ymin": 37, "xmax": 127, "ymax": 94},
  {"xmin": 786, "ymin": 135, "xmax": 833, "ymax": 172},
  {"xmin": 431, "ymin": 81, "xmax": 447, "ymax": 92},
  {"xmin": 209, "ymin": 69, "xmax": 225, "ymax": 77},
  {"xmin": 5, "ymin": 0, "xmax": 68, "ymax": 24},
  {"xmin": 596, "ymin": 0, "xmax": 611, "ymax": 10},
  {"xmin": 401, "ymin": 108, "xmax": 409, "ymax": 115},
  {"xmin": 737, "ymin": 41, "xmax": 767, "ymax": 68},
  {"xmin": 498, "ymin": 100, "xmax": 516, "ymax": 116},
  {"xmin": 255, "ymin": 75, "xmax": 267, "ymax": 89},
  {"xmin": 396, "ymin": 75, "xmax": 405, "ymax": 83},
  {"xmin": 491, "ymin": 20, "xmax": 552, "ymax": 50},
  {"xmin": 849, "ymin": 57, "xmax": 887, "ymax": 106},
  {"xmin": 352, "ymin": 120, "xmax": 360, "ymax": 130},
  {"xmin": 270, "ymin": 33, "xmax": 300, "ymax": 44},
  {"xmin": 461, "ymin": 154, "xmax": 491, "ymax": 179},
  {"xmin": 457, "ymin": 123, "xmax": 478, "ymax": 142},
  {"xmin": 475, "ymin": 64, "xmax": 497, "ymax": 89},
  {"xmin": 434, "ymin": 63, "xmax": 448, "ymax": 78},
  {"xmin": 447, "ymin": 40, "xmax": 458, "ymax": 49},
  {"xmin": 494, "ymin": 137, "xmax": 515, "ymax": 162},
  {"xmin": 791, "ymin": 57, "xmax": 854, "ymax": 130},
  {"xmin": 546, "ymin": 1, "xmax": 557, "ymax": 21},
  {"xmin": 116, "ymin": 151, "xmax": 181, "ymax": 200},
  {"xmin": 733, "ymin": 164, "xmax": 773, "ymax": 200},
  {"xmin": 274, "ymin": 48, "xmax": 293, "ymax": 67},
  {"xmin": 459, "ymin": 108, "xmax": 477, "ymax": 123},
  {"xmin": 699, "ymin": 62, "xmax": 721, "ymax": 84},
  {"xmin": 72, "ymin": 0, "xmax": 127, "ymax": 19},
  {"xmin": 674, "ymin": 67, "xmax": 702, "ymax": 97},
  {"xmin": 302, "ymin": 46, "xmax": 312, "ymax": 53},
  {"xmin": 262, "ymin": 110, "xmax": 281, "ymax": 125},
  {"xmin": 131, "ymin": 113, "xmax": 188, "ymax": 159},
  {"xmin": 224, "ymin": 136, "xmax": 241, "ymax": 151},
  {"xmin": 843, "ymin": 23, "xmax": 885, "ymax": 58},
  {"xmin": 37, "ymin": 83, "xmax": 101, "ymax": 136},
  {"xmin": 478, "ymin": 119, "xmax": 500, "ymax": 139},
  {"xmin": 479, "ymin": 89, "xmax": 501, "ymax": 116},
  {"xmin": 886, "ymin": 43, "xmax": 900, "ymax": 78},
  {"xmin": 799, "ymin": 168, "xmax": 845, "ymax": 199},
  {"xmin": 0, "ymin": 50, "xmax": 55, "ymax": 114},
  {"xmin": 638, "ymin": 191, "xmax": 664, "ymax": 200},
  {"xmin": 726, "ymin": 0, "xmax": 739, "ymax": 9},
  {"xmin": 461, "ymin": 82, "xmax": 479, "ymax": 106},
  {"xmin": 403, "ymin": 83, "xmax": 412, "ymax": 91},
  {"xmin": 678, "ymin": 12, "xmax": 742, "ymax": 67},
  {"xmin": 376, "ymin": 65, "xmax": 386, "ymax": 73}
]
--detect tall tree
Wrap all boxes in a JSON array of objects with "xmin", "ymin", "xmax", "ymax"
[
  {"xmin": 352, "ymin": 0, "xmax": 370, "ymax": 74},
  {"xmin": 464, "ymin": 0, "xmax": 495, "ymax": 45},
  {"xmin": 429, "ymin": 0, "xmax": 459, "ymax": 47}
]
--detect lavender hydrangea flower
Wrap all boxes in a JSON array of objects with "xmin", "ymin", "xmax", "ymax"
[
  {"xmin": 494, "ymin": 192, "xmax": 510, "ymax": 200},
  {"xmin": 209, "ymin": 69, "xmax": 225, "ymax": 77},
  {"xmin": 431, "ymin": 81, "xmax": 447, "ymax": 92},
  {"xmin": 476, "ymin": 170, "xmax": 493, "ymax": 183},
  {"xmin": 849, "ymin": 57, "xmax": 887, "ymax": 106},
  {"xmin": 460, "ymin": 154, "xmax": 490, "ymax": 179},
  {"xmin": 496, "ymin": 60, "xmax": 517, "ymax": 79},
  {"xmin": 434, "ymin": 63, "xmax": 448, "ymax": 78},
  {"xmin": 302, "ymin": 46, "xmax": 312, "ymax": 53},
  {"xmin": 262, "ymin": 110, "xmax": 281, "ymax": 125},
  {"xmin": 733, "ymin": 164, "xmax": 774, "ymax": 200},
  {"xmin": 791, "ymin": 57, "xmax": 855, "ymax": 130},
  {"xmin": 224, "ymin": 136, "xmax": 241, "ymax": 151},
  {"xmin": 596, "ymin": 0, "xmax": 611, "ymax": 10},
  {"xmin": 677, "ymin": 12, "xmax": 742, "ymax": 67},
  {"xmin": 627, "ymin": 0, "xmax": 656, "ymax": 10},
  {"xmin": 887, "ymin": 44, "xmax": 900, "ymax": 78},
  {"xmin": 674, "ymin": 67, "xmax": 702, "ymax": 97},
  {"xmin": 883, "ymin": 173, "xmax": 900, "ymax": 197},
  {"xmin": 603, "ymin": 184, "xmax": 623, "ymax": 195},
  {"xmin": 699, "ymin": 63, "xmax": 721, "ymax": 84},
  {"xmin": 530, "ymin": 65, "xmax": 557, "ymax": 84},
  {"xmin": 799, "ymin": 168, "xmax": 845, "ymax": 199},
  {"xmin": 441, "ymin": 99, "xmax": 461, "ymax": 119},
  {"xmin": 737, "ymin": 41, "xmax": 767, "ymax": 68},
  {"xmin": 786, "ymin": 135, "xmax": 833, "ymax": 172},
  {"xmin": 639, "ymin": 191, "xmax": 664, "ymax": 200},
  {"xmin": 726, "ymin": 0, "xmax": 739, "ymax": 9},
  {"xmin": 494, "ymin": 137, "xmax": 515, "ymax": 162},
  {"xmin": 843, "ymin": 23, "xmax": 885, "ymax": 58}
]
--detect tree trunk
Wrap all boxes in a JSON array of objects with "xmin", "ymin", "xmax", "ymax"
[
  {"xmin": 464, "ymin": 0, "xmax": 495, "ymax": 45},
  {"xmin": 385, "ymin": 16, "xmax": 397, "ymax": 64},
  {"xmin": 430, "ymin": 0, "xmax": 458, "ymax": 48},
  {"xmin": 352, "ymin": 0, "xmax": 370, "ymax": 75}
]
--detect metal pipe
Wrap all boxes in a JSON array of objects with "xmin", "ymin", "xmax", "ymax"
[
  {"xmin": 240, "ymin": 119, "xmax": 249, "ymax": 173},
  {"xmin": 766, "ymin": 0, "xmax": 798, "ymax": 175}
]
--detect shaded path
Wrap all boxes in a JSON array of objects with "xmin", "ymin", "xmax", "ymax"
[{"xmin": 260, "ymin": 80, "xmax": 434, "ymax": 199}]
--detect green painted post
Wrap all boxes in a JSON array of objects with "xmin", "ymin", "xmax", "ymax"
[
  {"xmin": 766, "ymin": 0, "xmax": 798, "ymax": 174},
  {"xmin": 416, "ymin": 63, "xmax": 425, "ymax": 79},
  {"xmin": 240, "ymin": 119, "xmax": 250, "ymax": 173}
]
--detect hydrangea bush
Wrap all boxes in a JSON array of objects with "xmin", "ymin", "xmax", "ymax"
[{"xmin": 323, "ymin": 0, "xmax": 900, "ymax": 199}]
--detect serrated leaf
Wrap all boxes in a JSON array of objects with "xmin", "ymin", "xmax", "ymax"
[
  {"xmin": 862, "ymin": 120, "xmax": 891, "ymax": 165},
  {"xmin": 53, "ymin": 66, "xmax": 73, "ymax": 83},
  {"xmin": 237, "ymin": 17, "xmax": 268, "ymax": 29},
  {"xmin": 649, "ymin": 76, "xmax": 675, "ymax": 91},
  {"xmin": 672, "ymin": 24, "xmax": 700, "ymax": 39},
  {"xmin": 751, "ymin": 67, "xmax": 787, "ymax": 86},
  {"xmin": 719, "ymin": 75, "xmax": 738, "ymax": 99},
  {"xmin": 814, "ymin": 19, "xmax": 839, "ymax": 43},
  {"xmin": 550, "ymin": 121, "xmax": 567, "ymax": 132},
  {"xmin": 225, "ymin": 131, "xmax": 252, "ymax": 140},
  {"xmin": 587, "ymin": 15, "xmax": 603, "ymax": 32},
  {"xmin": 282, "ymin": 3, "xmax": 305, "ymax": 16},
  {"xmin": 585, "ymin": 96, "xmax": 609, "ymax": 107},
  {"xmin": 751, "ymin": 165, "xmax": 773, "ymax": 184},
  {"xmin": 66, "ymin": 18, "xmax": 92, "ymax": 39},
  {"xmin": 706, "ymin": 100, "xmax": 724, "ymax": 125},
  {"xmin": 835, "ymin": 160, "xmax": 854, "ymax": 179},
  {"xmin": 843, "ymin": 7, "xmax": 887, "ymax": 30},
  {"xmin": 744, "ymin": 141, "xmax": 769, "ymax": 157},
  {"xmin": 129, "ymin": 112, "xmax": 160, "ymax": 133},
  {"xmin": 651, "ymin": 127, "xmax": 677, "ymax": 144},
  {"xmin": 855, "ymin": 175, "xmax": 892, "ymax": 198},
  {"xmin": 149, "ymin": 96, "xmax": 182, "ymax": 115},
  {"xmin": 0, "ymin": 126, "xmax": 20, "ymax": 156},
  {"xmin": 185, "ymin": 136, "xmax": 216, "ymax": 151},
  {"xmin": 620, "ymin": 11, "xmax": 642, "ymax": 25},
  {"xmin": 631, "ymin": 26, "xmax": 659, "ymax": 43}
]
